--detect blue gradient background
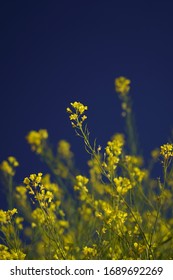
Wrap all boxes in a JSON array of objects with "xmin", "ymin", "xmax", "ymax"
[{"xmin": 0, "ymin": 1, "xmax": 173, "ymax": 207}]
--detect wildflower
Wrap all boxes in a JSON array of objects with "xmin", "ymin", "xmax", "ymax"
[
  {"xmin": 23, "ymin": 173, "xmax": 54, "ymax": 207},
  {"xmin": 0, "ymin": 245, "xmax": 12, "ymax": 260},
  {"xmin": 79, "ymin": 205, "xmax": 93, "ymax": 221},
  {"xmin": 75, "ymin": 175, "xmax": 89, "ymax": 187},
  {"xmin": 0, "ymin": 157, "xmax": 19, "ymax": 176},
  {"xmin": 74, "ymin": 175, "xmax": 89, "ymax": 201},
  {"xmin": 103, "ymin": 134, "xmax": 125, "ymax": 177},
  {"xmin": 15, "ymin": 217, "xmax": 24, "ymax": 230},
  {"xmin": 0, "ymin": 161, "xmax": 13, "ymax": 175},
  {"xmin": 8, "ymin": 157, "xmax": 19, "ymax": 167},
  {"xmin": 125, "ymin": 155, "xmax": 143, "ymax": 167},
  {"xmin": 115, "ymin": 76, "xmax": 131, "ymax": 96},
  {"xmin": 70, "ymin": 113, "xmax": 78, "ymax": 121},
  {"xmin": 133, "ymin": 242, "xmax": 146, "ymax": 254},
  {"xmin": 0, "ymin": 208, "xmax": 18, "ymax": 224},
  {"xmin": 23, "ymin": 177, "xmax": 30, "ymax": 185},
  {"xmin": 41, "ymin": 174, "xmax": 62, "ymax": 201},
  {"xmin": 67, "ymin": 101, "xmax": 88, "ymax": 127},
  {"xmin": 44, "ymin": 190, "xmax": 53, "ymax": 203},
  {"xmin": 0, "ymin": 245, "xmax": 26, "ymax": 260},
  {"xmin": 57, "ymin": 140, "xmax": 73, "ymax": 159},
  {"xmin": 114, "ymin": 176, "xmax": 132, "ymax": 195},
  {"xmin": 83, "ymin": 245, "xmax": 97, "ymax": 258},
  {"xmin": 32, "ymin": 208, "xmax": 46, "ymax": 225},
  {"xmin": 26, "ymin": 129, "xmax": 48, "ymax": 154},
  {"xmin": 70, "ymin": 102, "xmax": 88, "ymax": 114},
  {"xmin": 124, "ymin": 155, "xmax": 147, "ymax": 185},
  {"xmin": 151, "ymin": 148, "xmax": 160, "ymax": 160},
  {"xmin": 10, "ymin": 249, "xmax": 26, "ymax": 260},
  {"xmin": 0, "ymin": 210, "xmax": 8, "ymax": 223},
  {"xmin": 133, "ymin": 167, "xmax": 147, "ymax": 183},
  {"xmin": 160, "ymin": 143, "xmax": 173, "ymax": 159}
]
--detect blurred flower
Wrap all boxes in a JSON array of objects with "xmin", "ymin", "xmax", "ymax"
[{"xmin": 115, "ymin": 76, "xmax": 131, "ymax": 96}]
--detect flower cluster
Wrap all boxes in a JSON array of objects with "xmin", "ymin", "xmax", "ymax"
[
  {"xmin": 0, "ymin": 245, "xmax": 26, "ymax": 260},
  {"xmin": 124, "ymin": 155, "xmax": 147, "ymax": 185},
  {"xmin": 66, "ymin": 101, "xmax": 88, "ymax": 127},
  {"xmin": 1, "ymin": 77, "xmax": 173, "ymax": 260},
  {"xmin": 115, "ymin": 76, "xmax": 131, "ymax": 96},
  {"xmin": 160, "ymin": 143, "xmax": 173, "ymax": 159},
  {"xmin": 0, "ymin": 208, "xmax": 18, "ymax": 224},
  {"xmin": 74, "ymin": 175, "xmax": 89, "ymax": 201},
  {"xmin": 114, "ymin": 176, "xmax": 132, "ymax": 195},
  {"xmin": 26, "ymin": 129, "xmax": 48, "ymax": 154},
  {"xmin": 0, "ymin": 156, "xmax": 19, "ymax": 176},
  {"xmin": 57, "ymin": 140, "xmax": 73, "ymax": 159},
  {"xmin": 103, "ymin": 134, "xmax": 125, "ymax": 178},
  {"xmin": 23, "ymin": 173, "xmax": 53, "ymax": 207},
  {"xmin": 83, "ymin": 245, "xmax": 97, "ymax": 259}
]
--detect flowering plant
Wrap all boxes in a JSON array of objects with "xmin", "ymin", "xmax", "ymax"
[{"xmin": 0, "ymin": 77, "xmax": 173, "ymax": 260}]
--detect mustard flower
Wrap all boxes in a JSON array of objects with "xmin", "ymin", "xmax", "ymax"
[
  {"xmin": 115, "ymin": 76, "xmax": 131, "ymax": 96},
  {"xmin": 114, "ymin": 176, "xmax": 132, "ymax": 195},
  {"xmin": 0, "ymin": 245, "xmax": 12, "ymax": 260},
  {"xmin": 70, "ymin": 101, "xmax": 88, "ymax": 114},
  {"xmin": 151, "ymin": 148, "xmax": 160, "ymax": 160},
  {"xmin": 67, "ymin": 101, "xmax": 88, "ymax": 127},
  {"xmin": 74, "ymin": 175, "xmax": 89, "ymax": 201},
  {"xmin": 57, "ymin": 140, "xmax": 73, "ymax": 159},
  {"xmin": 8, "ymin": 157, "xmax": 19, "ymax": 167},
  {"xmin": 0, "ymin": 156, "xmax": 19, "ymax": 176},
  {"xmin": 15, "ymin": 217, "xmax": 24, "ymax": 230},
  {"xmin": 83, "ymin": 245, "xmax": 97, "ymax": 258},
  {"xmin": 0, "ymin": 245, "xmax": 26, "ymax": 260},
  {"xmin": 103, "ymin": 134, "xmax": 125, "ymax": 177},
  {"xmin": 23, "ymin": 172, "xmax": 53, "ymax": 207},
  {"xmin": 0, "ymin": 161, "xmax": 13, "ymax": 175},
  {"xmin": 160, "ymin": 143, "xmax": 173, "ymax": 159},
  {"xmin": 26, "ymin": 129, "xmax": 48, "ymax": 154},
  {"xmin": 0, "ymin": 208, "xmax": 18, "ymax": 224}
]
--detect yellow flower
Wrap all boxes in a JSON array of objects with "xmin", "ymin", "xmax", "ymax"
[
  {"xmin": 0, "ymin": 208, "xmax": 18, "ymax": 224},
  {"xmin": 23, "ymin": 173, "xmax": 55, "ymax": 207},
  {"xmin": 39, "ymin": 129, "xmax": 48, "ymax": 139},
  {"xmin": 0, "ymin": 157, "xmax": 19, "ymax": 176},
  {"xmin": 83, "ymin": 245, "xmax": 97, "ymax": 258},
  {"xmin": 57, "ymin": 140, "xmax": 73, "ymax": 159},
  {"xmin": 70, "ymin": 102, "xmax": 88, "ymax": 114},
  {"xmin": 8, "ymin": 157, "xmax": 19, "ymax": 167},
  {"xmin": 69, "ymin": 113, "xmax": 78, "ymax": 121},
  {"xmin": 15, "ymin": 217, "xmax": 24, "ymax": 230},
  {"xmin": 26, "ymin": 131, "xmax": 41, "ymax": 146},
  {"xmin": 74, "ymin": 175, "xmax": 89, "ymax": 201},
  {"xmin": 23, "ymin": 177, "xmax": 30, "ymax": 184},
  {"xmin": 36, "ymin": 175, "xmax": 42, "ymax": 184},
  {"xmin": 29, "ymin": 174, "xmax": 37, "ymax": 181},
  {"xmin": 66, "ymin": 107, "xmax": 72, "ymax": 113},
  {"xmin": 151, "ymin": 148, "xmax": 160, "ymax": 160},
  {"xmin": 0, "ymin": 160, "xmax": 13, "ymax": 175},
  {"xmin": 26, "ymin": 129, "xmax": 48, "ymax": 154},
  {"xmin": 115, "ymin": 76, "xmax": 131, "ymax": 96},
  {"xmin": 160, "ymin": 143, "xmax": 173, "ymax": 159},
  {"xmin": 67, "ymin": 101, "xmax": 88, "ymax": 127},
  {"xmin": 103, "ymin": 133, "xmax": 125, "ymax": 176},
  {"xmin": 114, "ymin": 176, "xmax": 132, "ymax": 195},
  {"xmin": 0, "ymin": 245, "xmax": 25, "ymax": 260},
  {"xmin": 76, "ymin": 175, "xmax": 89, "ymax": 185},
  {"xmin": 0, "ymin": 210, "xmax": 7, "ymax": 223}
]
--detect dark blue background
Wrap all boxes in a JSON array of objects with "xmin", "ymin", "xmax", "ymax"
[{"xmin": 0, "ymin": 1, "xmax": 173, "ymax": 199}]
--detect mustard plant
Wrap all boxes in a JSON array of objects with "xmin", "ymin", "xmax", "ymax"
[{"xmin": 0, "ymin": 77, "xmax": 173, "ymax": 259}]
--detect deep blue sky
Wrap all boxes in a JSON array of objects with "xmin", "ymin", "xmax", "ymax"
[{"xmin": 1, "ymin": 0, "xmax": 173, "ymax": 188}]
